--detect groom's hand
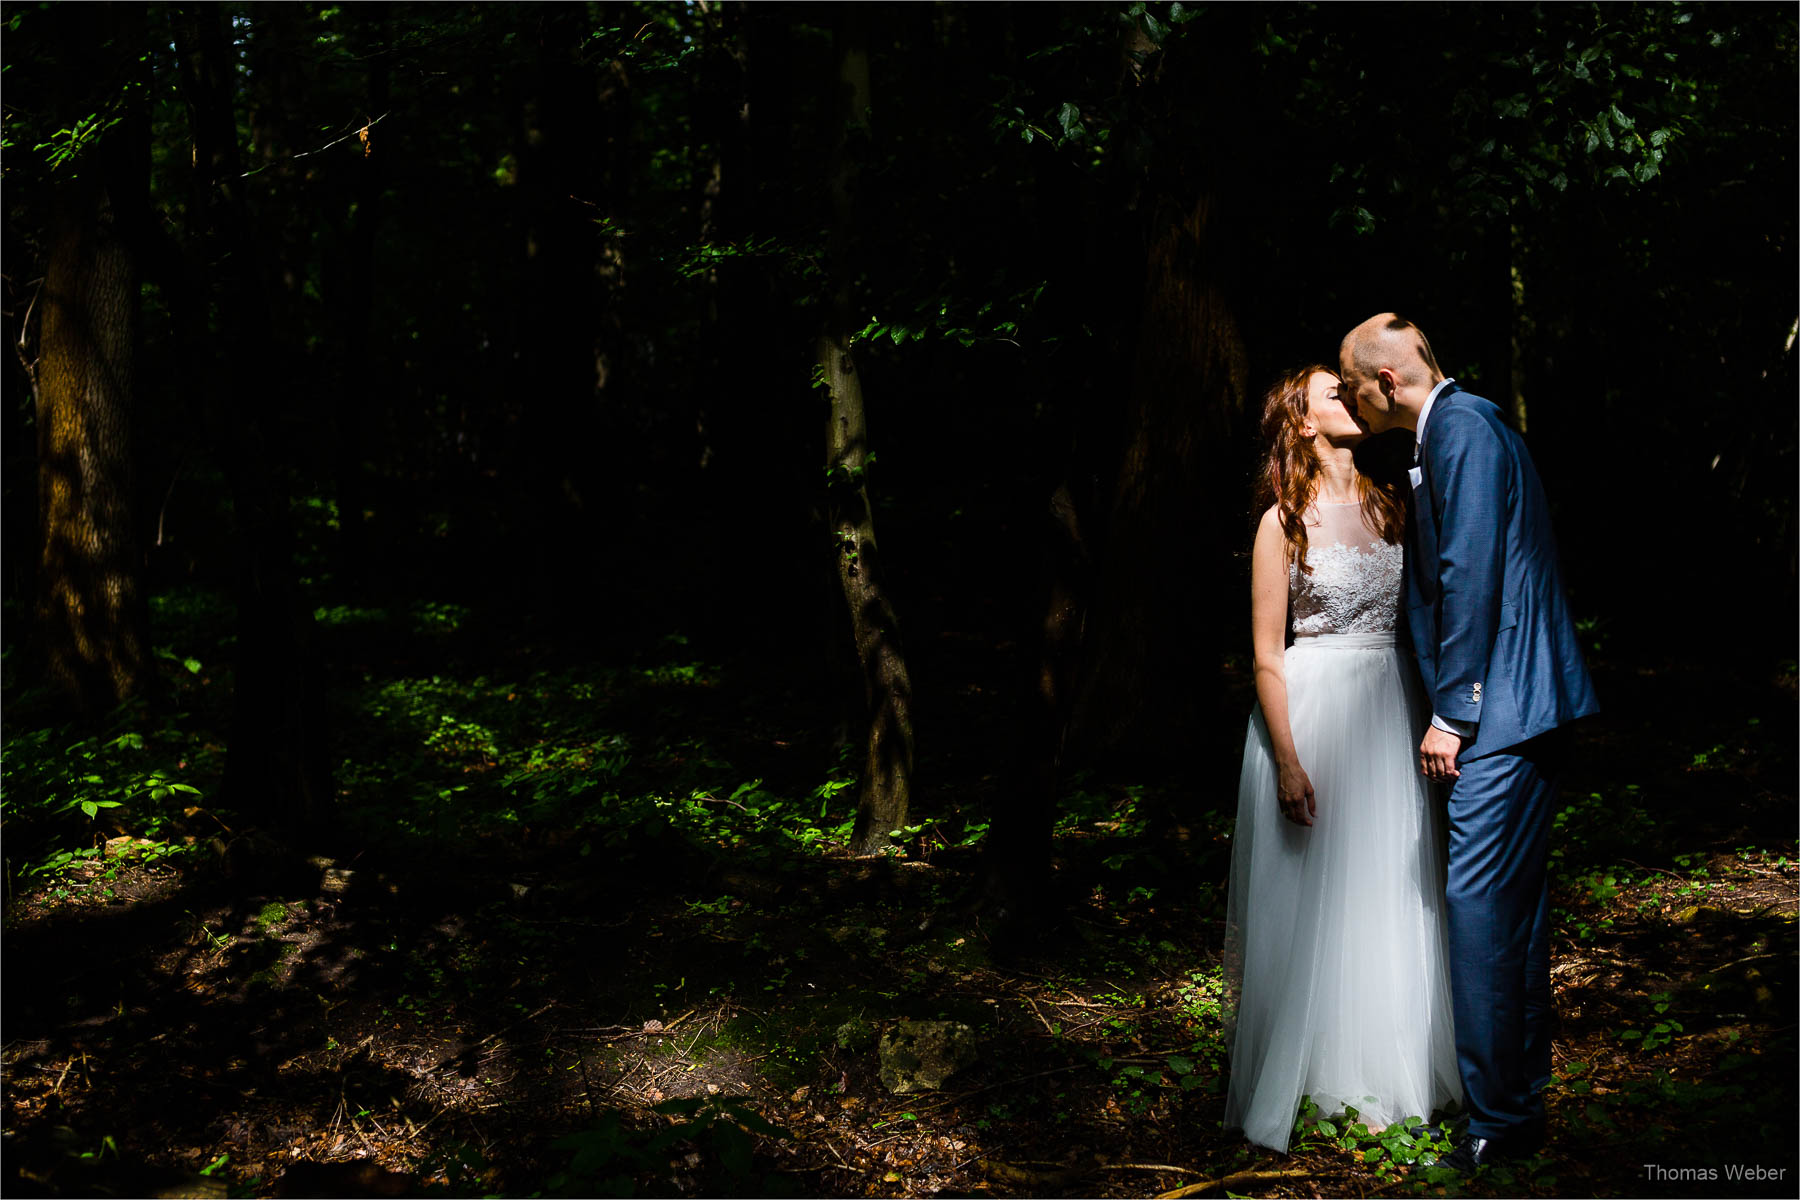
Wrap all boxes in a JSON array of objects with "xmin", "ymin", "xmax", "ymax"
[{"xmin": 1419, "ymin": 726, "xmax": 1463, "ymax": 781}]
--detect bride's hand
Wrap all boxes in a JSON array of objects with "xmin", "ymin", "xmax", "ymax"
[{"xmin": 1277, "ymin": 762, "xmax": 1316, "ymax": 827}]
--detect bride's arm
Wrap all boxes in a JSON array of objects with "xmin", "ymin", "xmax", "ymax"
[{"xmin": 1250, "ymin": 506, "xmax": 1315, "ymax": 826}]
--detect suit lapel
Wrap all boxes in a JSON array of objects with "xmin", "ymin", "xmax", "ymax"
[
  {"xmin": 1418, "ymin": 381, "xmax": 1463, "ymax": 459},
  {"xmin": 1410, "ymin": 383, "xmax": 1462, "ymax": 608}
]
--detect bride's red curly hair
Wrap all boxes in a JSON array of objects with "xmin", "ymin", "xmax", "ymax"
[{"xmin": 1256, "ymin": 363, "xmax": 1404, "ymax": 574}]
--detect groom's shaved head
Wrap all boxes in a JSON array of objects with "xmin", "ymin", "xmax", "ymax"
[{"xmin": 1341, "ymin": 313, "xmax": 1444, "ymax": 387}]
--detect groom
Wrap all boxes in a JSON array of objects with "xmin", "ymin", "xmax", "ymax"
[{"xmin": 1338, "ymin": 314, "xmax": 1598, "ymax": 1171}]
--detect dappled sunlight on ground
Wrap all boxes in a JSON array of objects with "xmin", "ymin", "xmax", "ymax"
[{"xmin": 3, "ymin": 595, "xmax": 1795, "ymax": 1198}]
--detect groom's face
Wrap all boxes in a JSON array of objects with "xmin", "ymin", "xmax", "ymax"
[{"xmin": 1337, "ymin": 360, "xmax": 1395, "ymax": 434}]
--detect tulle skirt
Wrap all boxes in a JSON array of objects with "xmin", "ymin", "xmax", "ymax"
[{"xmin": 1223, "ymin": 633, "xmax": 1462, "ymax": 1152}]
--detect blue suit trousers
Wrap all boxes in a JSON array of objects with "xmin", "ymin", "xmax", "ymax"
[{"xmin": 1445, "ymin": 732, "xmax": 1564, "ymax": 1141}]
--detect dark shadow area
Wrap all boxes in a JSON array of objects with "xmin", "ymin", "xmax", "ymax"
[{"xmin": 4, "ymin": 587, "xmax": 1794, "ymax": 1197}]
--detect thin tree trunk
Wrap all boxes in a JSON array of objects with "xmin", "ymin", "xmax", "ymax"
[
  {"xmin": 176, "ymin": 3, "xmax": 331, "ymax": 838},
  {"xmin": 333, "ymin": 3, "xmax": 389, "ymax": 584},
  {"xmin": 705, "ymin": 7, "xmax": 817, "ymax": 666},
  {"xmin": 818, "ymin": 8, "xmax": 915, "ymax": 857},
  {"xmin": 980, "ymin": 480, "xmax": 1091, "ymax": 926},
  {"xmin": 34, "ymin": 3, "xmax": 151, "ymax": 714},
  {"xmin": 514, "ymin": 3, "xmax": 623, "ymax": 634},
  {"xmin": 1483, "ymin": 216, "xmax": 1521, "ymax": 428}
]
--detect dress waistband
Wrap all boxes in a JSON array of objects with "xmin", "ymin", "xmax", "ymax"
[{"xmin": 1289, "ymin": 632, "xmax": 1397, "ymax": 650}]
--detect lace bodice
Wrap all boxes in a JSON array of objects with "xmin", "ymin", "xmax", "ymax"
[{"xmin": 1289, "ymin": 502, "xmax": 1403, "ymax": 637}]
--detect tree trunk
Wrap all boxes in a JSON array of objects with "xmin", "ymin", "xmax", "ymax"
[
  {"xmin": 1482, "ymin": 216, "xmax": 1523, "ymax": 428},
  {"xmin": 36, "ymin": 183, "xmax": 148, "ymax": 713},
  {"xmin": 332, "ymin": 3, "xmax": 389, "ymax": 585},
  {"xmin": 979, "ymin": 14, "xmax": 1250, "ymax": 917},
  {"xmin": 818, "ymin": 7, "xmax": 916, "ymax": 857},
  {"xmin": 34, "ymin": 4, "xmax": 151, "ymax": 714},
  {"xmin": 512, "ymin": 3, "xmax": 627, "ymax": 635},
  {"xmin": 980, "ymin": 480, "xmax": 1092, "ymax": 926},
  {"xmin": 701, "ymin": 7, "xmax": 819, "ymax": 671},
  {"xmin": 176, "ymin": 3, "xmax": 331, "ymax": 838},
  {"xmin": 1070, "ymin": 192, "xmax": 1248, "ymax": 765}
]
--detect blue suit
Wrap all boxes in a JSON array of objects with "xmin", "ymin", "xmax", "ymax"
[{"xmin": 1406, "ymin": 385, "xmax": 1598, "ymax": 1143}]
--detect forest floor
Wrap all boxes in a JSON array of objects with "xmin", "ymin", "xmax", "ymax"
[{"xmin": 2, "ymin": 591, "xmax": 1795, "ymax": 1199}]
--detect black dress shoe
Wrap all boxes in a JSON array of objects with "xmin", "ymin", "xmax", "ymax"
[
  {"xmin": 1441, "ymin": 1134, "xmax": 1499, "ymax": 1174},
  {"xmin": 1441, "ymin": 1124, "xmax": 1545, "ymax": 1174}
]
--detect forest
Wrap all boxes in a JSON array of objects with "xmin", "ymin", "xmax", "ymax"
[{"xmin": 1, "ymin": 2, "xmax": 1795, "ymax": 1197}]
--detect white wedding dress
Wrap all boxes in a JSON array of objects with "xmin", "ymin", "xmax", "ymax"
[{"xmin": 1223, "ymin": 501, "xmax": 1461, "ymax": 1152}]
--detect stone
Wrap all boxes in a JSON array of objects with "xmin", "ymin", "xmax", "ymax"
[{"xmin": 877, "ymin": 1019, "xmax": 978, "ymax": 1094}]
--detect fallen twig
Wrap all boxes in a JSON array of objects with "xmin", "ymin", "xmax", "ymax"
[
  {"xmin": 1706, "ymin": 950, "xmax": 1796, "ymax": 975},
  {"xmin": 1156, "ymin": 1165, "xmax": 1314, "ymax": 1198},
  {"xmin": 1100, "ymin": 1162, "xmax": 1207, "ymax": 1176}
]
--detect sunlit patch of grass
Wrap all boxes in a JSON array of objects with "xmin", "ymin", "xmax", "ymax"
[
  {"xmin": 331, "ymin": 658, "xmax": 868, "ymax": 865},
  {"xmin": 409, "ymin": 601, "xmax": 471, "ymax": 635},
  {"xmin": 1, "ymin": 702, "xmax": 212, "ymax": 880},
  {"xmin": 313, "ymin": 604, "xmax": 389, "ymax": 628}
]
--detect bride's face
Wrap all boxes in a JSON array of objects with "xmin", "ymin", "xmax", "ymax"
[{"xmin": 1303, "ymin": 371, "xmax": 1364, "ymax": 446}]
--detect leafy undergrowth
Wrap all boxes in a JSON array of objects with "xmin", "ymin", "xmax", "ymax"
[{"xmin": 2, "ymin": 593, "xmax": 1795, "ymax": 1199}]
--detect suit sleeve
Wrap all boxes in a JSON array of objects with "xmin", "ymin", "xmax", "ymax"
[{"xmin": 1425, "ymin": 406, "xmax": 1507, "ymax": 726}]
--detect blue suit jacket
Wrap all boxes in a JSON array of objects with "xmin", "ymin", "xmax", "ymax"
[{"xmin": 1406, "ymin": 386, "xmax": 1599, "ymax": 758}]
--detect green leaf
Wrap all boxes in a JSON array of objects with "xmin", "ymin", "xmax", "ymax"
[{"xmin": 1057, "ymin": 102, "xmax": 1082, "ymax": 141}]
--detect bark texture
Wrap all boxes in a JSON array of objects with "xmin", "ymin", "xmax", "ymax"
[
  {"xmin": 819, "ymin": 9, "xmax": 915, "ymax": 857},
  {"xmin": 36, "ymin": 182, "xmax": 148, "ymax": 712},
  {"xmin": 34, "ymin": 3, "xmax": 152, "ymax": 714}
]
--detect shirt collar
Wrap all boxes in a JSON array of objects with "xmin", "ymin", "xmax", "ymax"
[{"xmin": 1416, "ymin": 377, "xmax": 1456, "ymax": 447}]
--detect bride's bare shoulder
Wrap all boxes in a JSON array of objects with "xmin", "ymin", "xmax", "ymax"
[{"xmin": 1252, "ymin": 504, "xmax": 1287, "ymax": 557}]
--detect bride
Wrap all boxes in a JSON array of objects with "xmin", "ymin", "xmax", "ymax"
[{"xmin": 1222, "ymin": 365, "xmax": 1461, "ymax": 1152}]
